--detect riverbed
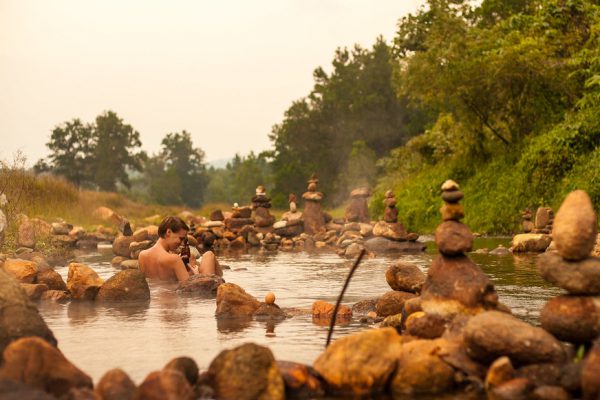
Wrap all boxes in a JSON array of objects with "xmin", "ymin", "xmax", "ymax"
[{"xmin": 37, "ymin": 238, "xmax": 561, "ymax": 383}]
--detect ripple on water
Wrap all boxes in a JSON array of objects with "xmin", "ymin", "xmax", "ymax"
[{"xmin": 38, "ymin": 239, "xmax": 558, "ymax": 383}]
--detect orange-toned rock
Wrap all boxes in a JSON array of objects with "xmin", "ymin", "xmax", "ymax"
[
  {"xmin": 67, "ymin": 263, "xmax": 104, "ymax": 301},
  {"xmin": 135, "ymin": 369, "xmax": 193, "ymax": 400},
  {"xmin": 0, "ymin": 337, "xmax": 92, "ymax": 397},
  {"xmin": 20, "ymin": 283, "xmax": 49, "ymax": 301},
  {"xmin": 311, "ymin": 300, "xmax": 352, "ymax": 323},
  {"xmin": 2, "ymin": 258, "xmax": 38, "ymax": 283},
  {"xmin": 277, "ymin": 360, "xmax": 325, "ymax": 399},
  {"xmin": 540, "ymin": 295, "xmax": 600, "ymax": 344},
  {"xmin": 314, "ymin": 328, "xmax": 404, "ymax": 396},
  {"xmin": 553, "ymin": 190, "xmax": 597, "ymax": 261},
  {"xmin": 385, "ymin": 262, "xmax": 425, "ymax": 293},
  {"xmin": 375, "ymin": 290, "xmax": 416, "ymax": 317},
  {"xmin": 215, "ymin": 283, "xmax": 260, "ymax": 317},
  {"xmin": 37, "ymin": 269, "xmax": 67, "ymax": 291},
  {"xmin": 485, "ymin": 356, "xmax": 515, "ymax": 391},
  {"xmin": 582, "ymin": 337, "xmax": 600, "ymax": 400},
  {"xmin": 112, "ymin": 235, "xmax": 135, "ymax": 258},
  {"xmin": 96, "ymin": 269, "xmax": 150, "ymax": 302},
  {"xmin": 95, "ymin": 368, "xmax": 136, "ymax": 400},
  {"xmin": 265, "ymin": 292, "xmax": 276, "ymax": 304}
]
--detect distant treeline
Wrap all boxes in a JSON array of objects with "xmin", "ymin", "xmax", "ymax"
[{"xmin": 36, "ymin": 0, "xmax": 600, "ymax": 233}]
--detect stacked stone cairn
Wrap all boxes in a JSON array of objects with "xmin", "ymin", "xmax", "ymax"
[
  {"xmin": 223, "ymin": 203, "xmax": 255, "ymax": 247},
  {"xmin": 344, "ymin": 187, "xmax": 370, "ymax": 223},
  {"xmin": 302, "ymin": 175, "xmax": 327, "ymax": 235},
  {"xmin": 533, "ymin": 206, "xmax": 554, "ymax": 234},
  {"xmin": 273, "ymin": 193, "xmax": 304, "ymax": 241},
  {"xmin": 522, "ymin": 207, "xmax": 534, "ymax": 233},
  {"xmin": 252, "ymin": 186, "xmax": 276, "ymax": 233},
  {"xmin": 536, "ymin": 190, "xmax": 600, "ymax": 399}
]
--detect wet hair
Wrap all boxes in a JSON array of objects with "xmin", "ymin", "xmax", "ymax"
[{"xmin": 158, "ymin": 216, "xmax": 189, "ymax": 238}]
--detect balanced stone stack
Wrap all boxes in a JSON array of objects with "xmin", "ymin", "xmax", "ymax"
[
  {"xmin": 521, "ymin": 208, "xmax": 534, "ymax": 233},
  {"xmin": 383, "ymin": 190, "xmax": 398, "ymax": 223},
  {"xmin": 302, "ymin": 175, "xmax": 326, "ymax": 235},
  {"xmin": 345, "ymin": 188, "xmax": 370, "ymax": 223},
  {"xmin": 371, "ymin": 190, "xmax": 411, "ymax": 243},
  {"xmin": 537, "ymin": 190, "xmax": 600, "ymax": 345},
  {"xmin": 420, "ymin": 179, "xmax": 499, "ymax": 316},
  {"xmin": 532, "ymin": 206, "xmax": 554, "ymax": 234},
  {"xmin": 274, "ymin": 193, "xmax": 304, "ymax": 238},
  {"xmin": 225, "ymin": 203, "xmax": 253, "ymax": 234},
  {"xmin": 252, "ymin": 186, "xmax": 275, "ymax": 230}
]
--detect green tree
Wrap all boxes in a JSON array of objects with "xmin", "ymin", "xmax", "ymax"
[
  {"xmin": 34, "ymin": 119, "xmax": 94, "ymax": 187},
  {"xmin": 91, "ymin": 111, "xmax": 144, "ymax": 191}
]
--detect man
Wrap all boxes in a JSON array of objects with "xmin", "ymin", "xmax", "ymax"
[{"xmin": 139, "ymin": 216, "xmax": 222, "ymax": 282}]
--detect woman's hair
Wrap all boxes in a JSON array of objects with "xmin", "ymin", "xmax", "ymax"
[{"xmin": 158, "ymin": 216, "xmax": 189, "ymax": 238}]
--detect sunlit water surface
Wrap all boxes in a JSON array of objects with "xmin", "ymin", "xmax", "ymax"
[{"xmin": 38, "ymin": 238, "xmax": 561, "ymax": 383}]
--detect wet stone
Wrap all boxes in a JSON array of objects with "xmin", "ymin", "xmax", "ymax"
[
  {"xmin": 582, "ymin": 337, "xmax": 600, "ymax": 400},
  {"xmin": 95, "ymin": 369, "xmax": 136, "ymax": 400},
  {"xmin": 440, "ymin": 203, "xmax": 465, "ymax": 221},
  {"xmin": 385, "ymin": 261, "xmax": 425, "ymax": 293},
  {"xmin": 540, "ymin": 295, "xmax": 600, "ymax": 344},
  {"xmin": 95, "ymin": 269, "xmax": 150, "ymax": 302},
  {"xmin": 537, "ymin": 253, "xmax": 600, "ymax": 295},
  {"xmin": 376, "ymin": 290, "xmax": 416, "ymax": 317},
  {"xmin": 553, "ymin": 190, "xmax": 598, "ymax": 261},
  {"xmin": 435, "ymin": 220, "xmax": 473, "ymax": 256},
  {"xmin": 441, "ymin": 189, "xmax": 464, "ymax": 203}
]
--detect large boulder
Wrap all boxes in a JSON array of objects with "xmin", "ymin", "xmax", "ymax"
[
  {"xmin": 464, "ymin": 311, "xmax": 565, "ymax": 365},
  {"xmin": 215, "ymin": 283, "xmax": 260, "ymax": 318},
  {"xmin": 95, "ymin": 368, "xmax": 136, "ymax": 400},
  {"xmin": 95, "ymin": 269, "xmax": 150, "ymax": 302},
  {"xmin": 540, "ymin": 295, "xmax": 600, "ymax": 344},
  {"xmin": 135, "ymin": 369, "xmax": 193, "ymax": 400},
  {"xmin": 389, "ymin": 339, "xmax": 456, "ymax": 396},
  {"xmin": 0, "ymin": 337, "xmax": 92, "ymax": 397},
  {"xmin": 537, "ymin": 253, "xmax": 600, "ymax": 294},
  {"xmin": 511, "ymin": 233, "xmax": 552, "ymax": 253},
  {"xmin": 553, "ymin": 190, "xmax": 597, "ymax": 261},
  {"xmin": 2, "ymin": 258, "xmax": 38, "ymax": 283},
  {"xmin": 112, "ymin": 235, "xmax": 136, "ymax": 258},
  {"xmin": 420, "ymin": 255, "xmax": 498, "ymax": 316},
  {"xmin": 435, "ymin": 220, "xmax": 473, "ymax": 255},
  {"xmin": 176, "ymin": 274, "xmax": 225, "ymax": 297},
  {"xmin": 375, "ymin": 291, "xmax": 416, "ymax": 317},
  {"xmin": 207, "ymin": 343, "xmax": 284, "ymax": 400},
  {"xmin": 313, "ymin": 328, "xmax": 404, "ymax": 396},
  {"xmin": 67, "ymin": 263, "xmax": 104, "ymax": 301},
  {"xmin": 385, "ymin": 262, "xmax": 425, "ymax": 293},
  {"xmin": 0, "ymin": 269, "xmax": 56, "ymax": 360}
]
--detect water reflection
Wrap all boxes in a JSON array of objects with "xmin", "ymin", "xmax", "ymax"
[
  {"xmin": 216, "ymin": 316, "xmax": 253, "ymax": 333},
  {"xmin": 67, "ymin": 301, "xmax": 98, "ymax": 325}
]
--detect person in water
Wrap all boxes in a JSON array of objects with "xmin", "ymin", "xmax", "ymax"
[{"xmin": 139, "ymin": 216, "xmax": 222, "ymax": 282}]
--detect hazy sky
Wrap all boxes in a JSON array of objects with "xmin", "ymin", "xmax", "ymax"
[{"xmin": 1, "ymin": 0, "xmax": 425, "ymax": 166}]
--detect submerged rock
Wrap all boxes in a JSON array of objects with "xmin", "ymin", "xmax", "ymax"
[
  {"xmin": 313, "ymin": 328, "xmax": 404, "ymax": 396},
  {"xmin": 67, "ymin": 263, "xmax": 104, "ymax": 301},
  {"xmin": 553, "ymin": 190, "xmax": 597, "ymax": 261},
  {"xmin": 511, "ymin": 233, "xmax": 552, "ymax": 253},
  {"xmin": 312, "ymin": 300, "xmax": 352, "ymax": 324},
  {"xmin": 36, "ymin": 269, "xmax": 67, "ymax": 291},
  {"xmin": 215, "ymin": 283, "xmax": 260, "ymax": 318},
  {"xmin": 364, "ymin": 237, "xmax": 425, "ymax": 253},
  {"xmin": 95, "ymin": 269, "xmax": 150, "ymax": 302},
  {"xmin": 0, "ymin": 269, "xmax": 57, "ymax": 360},
  {"xmin": 0, "ymin": 337, "xmax": 92, "ymax": 397},
  {"xmin": 464, "ymin": 311, "xmax": 565, "ymax": 365},
  {"xmin": 207, "ymin": 343, "xmax": 284, "ymax": 400},
  {"xmin": 177, "ymin": 274, "xmax": 224, "ymax": 297}
]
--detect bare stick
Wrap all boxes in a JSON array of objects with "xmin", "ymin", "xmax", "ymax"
[{"xmin": 326, "ymin": 249, "xmax": 366, "ymax": 348}]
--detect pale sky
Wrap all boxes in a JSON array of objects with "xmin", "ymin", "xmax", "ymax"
[{"xmin": 0, "ymin": 0, "xmax": 425, "ymax": 166}]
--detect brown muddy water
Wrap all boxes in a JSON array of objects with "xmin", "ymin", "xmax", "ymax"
[{"xmin": 37, "ymin": 237, "xmax": 561, "ymax": 383}]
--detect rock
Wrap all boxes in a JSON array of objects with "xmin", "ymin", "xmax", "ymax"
[
  {"xmin": 405, "ymin": 312, "xmax": 447, "ymax": 339},
  {"xmin": 277, "ymin": 360, "xmax": 325, "ymax": 399},
  {"xmin": 540, "ymin": 295, "xmax": 600, "ymax": 343},
  {"xmin": 488, "ymin": 378, "xmax": 534, "ymax": 400},
  {"xmin": 441, "ymin": 189, "xmax": 464, "ymax": 203},
  {"xmin": 490, "ymin": 245, "xmax": 510, "ymax": 255},
  {"xmin": 441, "ymin": 179, "xmax": 459, "ymax": 191},
  {"xmin": 95, "ymin": 368, "xmax": 136, "ymax": 400},
  {"xmin": 511, "ymin": 233, "xmax": 552, "ymax": 253},
  {"xmin": 535, "ymin": 207, "xmax": 553, "ymax": 229},
  {"xmin": 345, "ymin": 191, "xmax": 370, "ymax": 223},
  {"xmin": 312, "ymin": 300, "xmax": 352, "ymax": 323},
  {"xmin": 372, "ymin": 221, "xmax": 408, "ymax": 241},
  {"xmin": 464, "ymin": 311, "xmax": 565, "ymax": 365},
  {"xmin": 375, "ymin": 291, "xmax": 416, "ymax": 317},
  {"xmin": 210, "ymin": 209, "xmax": 225, "ymax": 221},
  {"xmin": 523, "ymin": 220, "xmax": 535, "ymax": 233},
  {"xmin": 254, "ymin": 303, "xmax": 286, "ymax": 320},
  {"xmin": 389, "ymin": 339, "xmax": 456, "ymax": 396},
  {"xmin": 120, "ymin": 260, "xmax": 139, "ymax": 270},
  {"xmin": 364, "ymin": 237, "xmax": 425, "ymax": 253},
  {"xmin": 17, "ymin": 219, "xmax": 36, "ymax": 249},
  {"xmin": 163, "ymin": 357, "xmax": 199, "ymax": 385},
  {"xmin": 2, "ymin": 258, "xmax": 38, "ymax": 283},
  {"xmin": 538, "ymin": 253, "xmax": 600, "ymax": 294},
  {"xmin": 485, "ymin": 356, "xmax": 515, "ymax": 391},
  {"xmin": 553, "ymin": 190, "xmax": 597, "ymax": 260},
  {"xmin": 380, "ymin": 313, "xmax": 404, "ymax": 330},
  {"xmin": 112, "ymin": 235, "xmax": 135, "ymax": 258},
  {"xmin": 0, "ymin": 378, "xmax": 56, "ymax": 400},
  {"xmin": 215, "ymin": 283, "xmax": 260, "ymax": 317},
  {"xmin": 132, "ymin": 228, "xmax": 149, "ymax": 242},
  {"xmin": 0, "ymin": 269, "xmax": 57, "ymax": 359},
  {"xmin": 129, "ymin": 240, "xmax": 152, "ymax": 258},
  {"xmin": 435, "ymin": 220, "xmax": 473, "ymax": 255},
  {"xmin": 37, "ymin": 269, "xmax": 67, "ymax": 291},
  {"xmin": 531, "ymin": 385, "xmax": 570, "ymax": 400},
  {"xmin": 50, "ymin": 235, "xmax": 78, "ymax": 248},
  {"xmin": 516, "ymin": 363, "xmax": 562, "ymax": 388},
  {"xmin": 421, "ymin": 255, "xmax": 498, "ymax": 316},
  {"xmin": 229, "ymin": 236, "xmax": 246, "ymax": 250},
  {"xmin": 254, "ymin": 207, "xmax": 275, "ymax": 227},
  {"xmin": 0, "ymin": 337, "xmax": 92, "ymax": 397},
  {"xmin": 29, "ymin": 218, "xmax": 52, "ymax": 238},
  {"xmin": 582, "ymin": 337, "xmax": 600, "ymax": 400},
  {"xmin": 177, "ymin": 274, "xmax": 224, "ymax": 297},
  {"xmin": 314, "ymin": 328, "xmax": 404, "ymax": 396},
  {"xmin": 207, "ymin": 343, "xmax": 284, "ymax": 400},
  {"xmin": 351, "ymin": 299, "xmax": 377, "ymax": 316},
  {"xmin": 40, "ymin": 290, "xmax": 70, "ymax": 302},
  {"xmin": 21, "ymin": 283, "xmax": 49, "ymax": 301},
  {"xmin": 96, "ymin": 269, "xmax": 150, "ymax": 302},
  {"xmin": 51, "ymin": 222, "xmax": 72, "ymax": 235},
  {"xmin": 67, "ymin": 263, "xmax": 104, "ymax": 301},
  {"xmin": 385, "ymin": 262, "xmax": 425, "ymax": 293},
  {"xmin": 265, "ymin": 292, "xmax": 275, "ymax": 304},
  {"xmin": 440, "ymin": 203, "xmax": 464, "ymax": 221},
  {"xmin": 0, "ymin": 210, "xmax": 6, "ymax": 248},
  {"xmin": 135, "ymin": 369, "xmax": 193, "ymax": 400},
  {"xmin": 343, "ymin": 242, "xmax": 364, "ymax": 258}
]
